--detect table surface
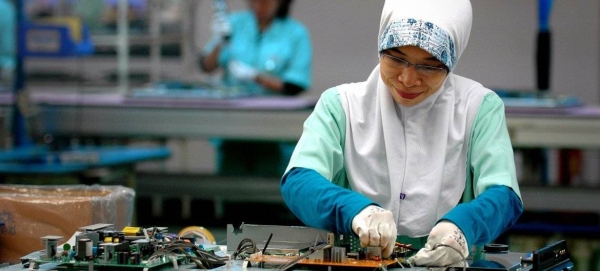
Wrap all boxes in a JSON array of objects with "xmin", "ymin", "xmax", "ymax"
[
  {"xmin": 0, "ymin": 146, "xmax": 170, "ymax": 174},
  {"xmin": 0, "ymin": 91, "xmax": 319, "ymax": 111},
  {"xmin": 8, "ymin": 91, "xmax": 600, "ymax": 148}
]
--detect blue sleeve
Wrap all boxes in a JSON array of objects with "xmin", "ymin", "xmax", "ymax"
[
  {"xmin": 281, "ymin": 167, "xmax": 376, "ymax": 234},
  {"xmin": 441, "ymin": 185, "xmax": 523, "ymax": 247}
]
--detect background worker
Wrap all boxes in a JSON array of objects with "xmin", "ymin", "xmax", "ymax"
[
  {"xmin": 200, "ymin": 0, "xmax": 312, "ymax": 177},
  {"xmin": 200, "ymin": 0, "xmax": 311, "ymax": 96},
  {"xmin": 0, "ymin": 0, "xmax": 15, "ymax": 83}
]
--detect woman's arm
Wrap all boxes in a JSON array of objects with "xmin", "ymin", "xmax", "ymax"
[
  {"xmin": 199, "ymin": 43, "xmax": 222, "ymax": 73},
  {"xmin": 442, "ymin": 93, "xmax": 523, "ymax": 246},
  {"xmin": 282, "ymin": 167, "xmax": 375, "ymax": 233},
  {"xmin": 280, "ymin": 88, "xmax": 374, "ymax": 233}
]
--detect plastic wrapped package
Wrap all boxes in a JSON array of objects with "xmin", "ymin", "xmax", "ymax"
[{"xmin": 0, "ymin": 184, "xmax": 135, "ymax": 264}]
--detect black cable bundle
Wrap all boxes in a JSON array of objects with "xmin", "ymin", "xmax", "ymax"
[
  {"xmin": 232, "ymin": 238, "xmax": 258, "ymax": 260},
  {"xmin": 149, "ymin": 240, "xmax": 229, "ymax": 269}
]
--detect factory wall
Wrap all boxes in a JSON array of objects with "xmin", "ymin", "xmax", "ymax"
[{"xmin": 193, "ymin": 0, "xmax": 600, "ymax": 104}]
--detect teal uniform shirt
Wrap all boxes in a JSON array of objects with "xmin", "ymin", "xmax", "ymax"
[
  {"xmin": 203, "ymin": 10, "xmax": 312, "ymax": 95},
  {"xmin": 203, "ymin": 10, "xmax": 313, "ymax": 176},
  {"xmin": 0, "ymin": 0, "xmax": 15, "ymax": 71},
  {"xmin": 281, "ymin": 88, "xmax": 523, "ymax": 248}
]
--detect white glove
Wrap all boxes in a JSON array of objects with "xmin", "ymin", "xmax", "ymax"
[
  {"xmin": 228, "ymin": 60, "xmax": 258, "ymax": 82},
  {"xmin": 408, "ymin": 221, "xmax": 469, "ymax": 267},
  {"xmin": 211, "ymin": 12, "xmax": 231, "ymax": 42},
  {"xmin": 351, "ymin": 205, "xmax": 397, "ymax": 258}
]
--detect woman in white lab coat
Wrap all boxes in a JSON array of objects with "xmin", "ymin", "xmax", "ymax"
[{"xmin": 281, "ymin": 0, "xmax": 523, "ymax": 267}]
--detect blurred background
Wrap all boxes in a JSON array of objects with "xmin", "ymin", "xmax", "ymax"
[{"xmin": 0, "ymin": 0, "xmax": 600, "ymax": 269}]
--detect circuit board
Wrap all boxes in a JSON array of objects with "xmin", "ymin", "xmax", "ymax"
[
  {"xmin": 31, "ymin": 256, "xmax": 182, "ymax": 271},
  {"xmin": 296, "ymin": 258, "xmax": 400, "ymax": 268},
  {"xmin": 257, "ymin": 254, "xmax": 402, "ymax": 269},
  {"xmin": 228, "ymin": 225, "xmax": 417, "ymax": 270},
  {"xmin": 22, "ymin": 224, "xmax": 227, "ymax": 271}
]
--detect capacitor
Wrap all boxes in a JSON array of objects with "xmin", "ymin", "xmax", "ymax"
[
  {"xmin": 117, "ymin": 251, "xmax": 129, "ymax": 265},
  {"xmin": 98, "ymin": 231, "xmax": 110, "ymax": 242},
  {"xmin": 130, "ymin": 252, "xmax": 140, "ymax": 265},
  {"xmin": 63, "ymin": 243, "xmax": 71, "ymax": 253},
  {"xmin": 76, "ymin": 239, "xmax": 93, "ymax": 260},
  {"xmin": 112, "ymin": 232, "xmax": 125, "ymax": 243}
]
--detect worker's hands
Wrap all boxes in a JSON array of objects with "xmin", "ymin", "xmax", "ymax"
[
  {"xmin": 211, "ymin": 12, "xmax": 231, "ymax": 42},
  {"xmin": 228, "ymin": 60, "xmax": 258, "ymax": 82},
  {"xmin": 408, "ymin": 221, "xmax": 469, "ymax": 267},
  {"xmin": 351, "ymin": 205, "xmax": 397, "ymax": 258}
]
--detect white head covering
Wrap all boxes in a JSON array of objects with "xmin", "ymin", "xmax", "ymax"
[
  {"xmin": 338, "ymin": 0, "xmax": 487, "ymax": 238},
  {"xmin": 378, "ymin": 0, "xmax": 472, "ymax": 71}
]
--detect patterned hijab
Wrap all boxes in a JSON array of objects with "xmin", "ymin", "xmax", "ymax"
[{"xmin": 378, "ymin": 0, "xmax": 472, "ymax": 71}]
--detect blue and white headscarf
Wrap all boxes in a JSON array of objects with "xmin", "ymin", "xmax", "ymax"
[{"xmin": 378, "ymin": 0, "xmax": 472, "ymax": 71}]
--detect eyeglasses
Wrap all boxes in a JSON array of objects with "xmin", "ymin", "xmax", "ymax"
[{"xmin": 380, "ymin": 51, "xmax": 448, "ymax": 77}]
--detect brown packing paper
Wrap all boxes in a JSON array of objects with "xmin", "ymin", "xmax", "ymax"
[{"xmin": 0, "ymin": 185, "xmax": 134, "ymax": 264}]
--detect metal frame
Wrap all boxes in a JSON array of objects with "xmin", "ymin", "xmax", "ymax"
[{"xmin": 26, "ymin": 102, "xmax": 600, "ymax": 148}]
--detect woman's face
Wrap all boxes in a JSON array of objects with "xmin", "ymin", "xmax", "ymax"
[
  {"xmin": 249, "ymin": 0, "xmax": 281, "ymax": 23},
  {"xmin": 379, "ymin": 46, "xmax": 448, "ymax": 106}
]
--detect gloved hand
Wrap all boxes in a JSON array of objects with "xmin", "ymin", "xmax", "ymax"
[
  {"xmin": 351, "ymin": 205, "xmax": 397, "ymax": 258},
  {"xmin": 408, "ymin": 221, "xmax": 469, "ymax": 267},
  {"xmin": 211, "ymin": 12, "xmax": 231, "ymax": 42},
  {"xmin": 228, "ymin": 60, "xmax": 258, "ymax": 82}
]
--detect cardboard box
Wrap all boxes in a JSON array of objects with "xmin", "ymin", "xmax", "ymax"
[{"xmin": 0, "ymin": 184, "xmax": 135, "ymax": 264}]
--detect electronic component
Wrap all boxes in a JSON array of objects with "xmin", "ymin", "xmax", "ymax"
[
  {"xmin": 531, "ymin": 240, "xmax": 573, "ymax": 271},
  {"xmin": 122, "ymin": 226, "xmax": 143, "ymax": 236},
  {"xmin": 75, "ymin": 238, "xmax": 93, "ymax": 261},
  {"xmin": 457, "ymin": 240, "xmax": 573, "ymax": 271},
  {"xmin": 484, "ymin": 244, "xmax": 510, "ymax": 253},
  {"xmin": 40, "ymin": 236, "xmax": 62, "ymax": 259},
  {"xmin": 19, "ymin": 224, "xmax": 574, "ymax": 271},
  {"xmin": 226, "ymin": 224, "xmax": 573, "ymax": 271},
  {"xmin": 22, "ymin": 224, "xmax": 228, "ymax": 271},
  {"xmin": 79, "ymin": 223, "xmax": 113, "ymax": 232},
  {"xmin": 227, "ymin": 224, "xmax": 416, "ymax": 270},
  {"xmin": 365, "ymin": 246, "xmax": 382, "ymax": 261}
]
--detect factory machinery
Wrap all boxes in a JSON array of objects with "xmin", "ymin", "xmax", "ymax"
[{"xmin": 15, "ymin": 223, "xmax": 573, "ymax": 271}]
